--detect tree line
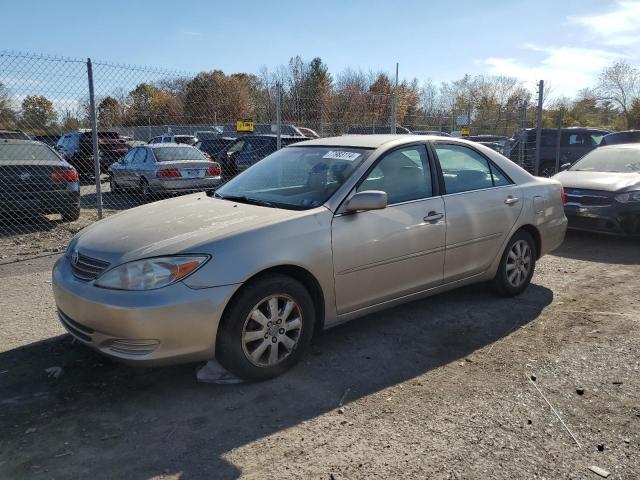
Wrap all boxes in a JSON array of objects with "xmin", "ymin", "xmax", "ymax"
[{"xmin": 1, "ymin": 56, "xmax": 639, "ymax": 136}]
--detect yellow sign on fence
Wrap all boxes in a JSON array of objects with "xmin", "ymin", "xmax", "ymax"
[
  {"xmin": 236, "ymin": 119, "xmax": 254, "ymax": 133},
  {"xmin": 461, "ymin": 127, "xmax": 470, "ymax": 137}
]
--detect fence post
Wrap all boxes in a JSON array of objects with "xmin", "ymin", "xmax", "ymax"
[
  {"xmin": 555, "ymin": 110, "xmax": 563, "ymax": 174},
  {"xmin": 518, "ymin": 103, "xmax": 526, "ymax": 167},
  {"xmin": 275, "ymin": 81, "xmax": 282, "ymax": 150},
  {"xmin": 534, "ymin": 79, "xmax": 544, "ymax": 176},
  {"xmin": 86, "ymin": 58, "xmax": 103, "ymax": 219}
]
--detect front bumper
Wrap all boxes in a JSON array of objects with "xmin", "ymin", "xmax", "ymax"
[
  {"xmin": 52, "ymin": 256, "xmax": 240, "ymax": 366},
  {"xmin": 565, "ymin": 204, "xmax": 640, "ymax": 236}
]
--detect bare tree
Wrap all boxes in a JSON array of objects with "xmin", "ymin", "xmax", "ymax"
[{"xmin": 596, "ymin": 60, "xmax": 640, "ymax": 128}]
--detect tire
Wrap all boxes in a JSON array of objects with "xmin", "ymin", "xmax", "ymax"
[
  {"xmin": 60, "ymin": 205, "xmax": 80, "ymax": 222},
  {"xmin": 109, "ymin": 176, "xmax": 122, "ymax": 194},
  {"xmin": 216, "ymin": 274, "xmax": 316, "ymax": 381},
  {"xmin": 493, "ymin": 229, "xmax": 537, "ymax": 296},
  {"xmin": 139, "ymin": 178, "xmax": 151, "ymax": 199}
]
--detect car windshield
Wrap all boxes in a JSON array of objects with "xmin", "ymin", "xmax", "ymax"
[
  {"xmin": 0, "ymin": 143, "xmax": 60, "ymax": 162},
  {"xmin": 216, "ymin": 146, "xmax": 372, "ymax": 210},
  {"xmin": 153, "ymin": 146, "xmax": 206, "ymax": 161},
  {"xmin": 570, "ymin": 147, "xmax": 640, "ymax": 173}
]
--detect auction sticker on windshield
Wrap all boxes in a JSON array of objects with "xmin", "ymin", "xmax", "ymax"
[{"xmin": 322, "ymin": 151, "xmax": 361, "ymax": 161}]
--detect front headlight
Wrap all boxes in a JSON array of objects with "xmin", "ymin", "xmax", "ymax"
[
  {"xmin": 615, "ymin": 190, "xmax": 640, "ymax": 203},
  {"xmin": 94, "ymin": 255, "xmax": 209, "ymax": 291}
]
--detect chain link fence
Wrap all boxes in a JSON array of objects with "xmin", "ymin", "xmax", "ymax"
[{"xmin": 1, "ymin": 50, "xmax": 591, "ymax": 263}]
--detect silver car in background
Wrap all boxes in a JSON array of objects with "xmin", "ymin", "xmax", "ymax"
[
  {"xmin": 108, "ymin": 143, "xmax": 222, "ymax": 197},
  {"xmin": 54, "ymin": 135, "xmax": 567, "ymax": 381}
]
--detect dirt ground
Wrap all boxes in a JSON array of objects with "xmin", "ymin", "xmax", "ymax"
[{"xmin": 0, "ymin": 230, "xmax": 638, "ymax": 479}]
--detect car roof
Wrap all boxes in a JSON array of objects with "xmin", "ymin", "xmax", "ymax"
[
  {"xmin": 597, "ymin": 143, "xmax": 640, "ymax": 150},
  {"xmin": 293, "ymin": 134, "xmax": 436, "ymax": 149},
  {"xmin": 148, "ymin": 143, "xmax": 197, "ymax": 148}
]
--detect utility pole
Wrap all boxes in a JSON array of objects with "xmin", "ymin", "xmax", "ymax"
[{"xmin": 534, "ymin": 80, "xmax": 544, "ymax": 176}]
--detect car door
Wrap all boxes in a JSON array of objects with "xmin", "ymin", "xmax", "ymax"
[
  {"xmin": 129, "ymin": 147, "xmax": 148, "ymax": 184},
  {"xmin": 109, "ymin": 149, "xmax": 131, "ymax": 186},
  {"xmin": 432, "ymin": 142, "xmax": 522, "ymax": 282},
  {"xmin": 119, "ymin": 148, "xmax": 140, "ymax": 187},
  {"xmin": 332, "ymin": 144, "xmax": 446, "ymax": 314}
]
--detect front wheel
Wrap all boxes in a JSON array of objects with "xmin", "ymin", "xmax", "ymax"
[
  {"xmin": 493, "ymin": 230, "xmax": 536, "ymax": 296},
  {"xmin": 216, "ymin": 274, "xmax": 315, "ymax": 381}
]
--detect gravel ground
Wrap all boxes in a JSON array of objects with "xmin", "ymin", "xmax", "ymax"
[{"xmin": 0, "ymin": 230, "xmax": 638, "ymax": 479}]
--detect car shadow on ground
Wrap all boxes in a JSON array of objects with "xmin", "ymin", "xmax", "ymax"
[
  {"xmin": 0, "ymin": 215, "xmax": 59, "ymax": 237},
  {"xmin": 551, "ymin": 229, "xmax": 640, "ymax": 265},
  {"xmin": 0, "ymin": 283, "xmax": 552, "ymax": 479},
  {"xmin": 80, "ymin": 190, "xmax": 147, "ymax": 211}
]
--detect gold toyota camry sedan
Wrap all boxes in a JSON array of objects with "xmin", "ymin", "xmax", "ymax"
[{"xmin": 53, "ymin": 135, "xmax": 567, "ymax": 380}]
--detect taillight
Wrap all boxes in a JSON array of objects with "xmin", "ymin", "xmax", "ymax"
[
  {"xmin": 206, "ymin": 164, "xmax": 221, "ymax": 177},
  {"xmin": 50, "ymin": 167, "xmax": 79, "ymax": 182},
  {"xmin": 560, "ymin": 185, "xmax": 566, "ymax": 206},
  {"xmin": 157, "ymin": 168, "xmax": 181, "ymax": 178}
]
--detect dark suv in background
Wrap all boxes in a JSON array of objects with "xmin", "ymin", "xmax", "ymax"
[
  {"xmin": 508, "ymin": 127, "xmax": 610, "ymax": 176},
  {"xmin": 219, "ymin": 135, "xmax": 305, "ymax": 178},
  {"xmin": 56, "ymin": 130, "xmax": 129, "ymax": 177}
]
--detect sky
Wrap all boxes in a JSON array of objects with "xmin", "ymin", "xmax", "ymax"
[{"xmin": 2, "ymin": 0, "xmax": 640, "ymax": 98}]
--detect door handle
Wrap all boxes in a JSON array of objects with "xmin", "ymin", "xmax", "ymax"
[
  {"xmin": 423, "ymin": 211, "xmax": 444, "ymax": 223},
  {"xmin": 504, "ymin": 196, "xmax": 520, "ymax": 205}
]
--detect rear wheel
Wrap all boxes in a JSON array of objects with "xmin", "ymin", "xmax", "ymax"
[
  {"xmin": 216, "ymin": 274, "xmax": 315, "ymax": 381},
  {"xmin": 109, "ymin": 175, "xmax": 122, "ymax": 194},
  {"xmin": 493, "ymin": 230, "xmax": 536, "ymax": 296},
  {"xmin": 60, "ymin": 204, "xmax": 80, "ymax": 222},
  {"xmin": 140, "ymin": 178, "xmax": 151, "ymax": 199}
]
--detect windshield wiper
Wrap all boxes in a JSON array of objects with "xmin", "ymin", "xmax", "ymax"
[{"xmin": 215, "ymin": 194, "xmax": 276, "ymax": 208}]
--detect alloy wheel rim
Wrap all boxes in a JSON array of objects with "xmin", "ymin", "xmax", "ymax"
[
  {"xmin": 241, "ymin": 294, "xmax": 303, "ymax": 368},
  {"xmin": 506, "ymin": 240, "xmax": 532, "ymax": 288}
]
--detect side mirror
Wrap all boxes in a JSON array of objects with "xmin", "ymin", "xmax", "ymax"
[
  {"xmin": 560, "ymin": 162, "xmax": 571, "ymax": 171},
  {"xmin": 344, "ymin": 190, "xmax": 387, "ymax": 213}
]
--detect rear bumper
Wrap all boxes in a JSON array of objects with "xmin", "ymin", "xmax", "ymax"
[
  {"xmin": 0, "ymin": 189, "xmax": 79, "ymax": 214},
  {"xmin": 565, "ymin": 204, "xmax": 640, "ymax": 236},
  {"xmin": 52, "ymin": 256, "xmax": 240, "ymax": 366},
  {"xmin": 150, "ymin": 176, "xmax": 222, "ymax": 193},
  {"xmin": 539, "ymin": 215, "xmax": 568, "ymax": 256}
]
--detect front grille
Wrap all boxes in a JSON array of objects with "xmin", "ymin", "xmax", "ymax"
[
  {"xmin": 70, "ymin": 252, "xmax": 110, "ymax": 281},
  {"xmin": 107, "ymin": 339, "xmax": 159, "ymax": 356},
  {"xmin": 564, "ymin": 189, "xmax": 613, "ymax": 207},
  {"xmin": 58, "ymin": 310, "xmax": 93, "ymax": 342}
]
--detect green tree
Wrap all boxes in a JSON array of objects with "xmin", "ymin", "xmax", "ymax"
[
  {"xmin": 0, "ymin": 82, "xmax": 17, "ymax": 129},
  {"xmin": 97, "ymin": 96, "xmax": 123, "ymax": 128},
  {"xmin": 183, "ymin": 71, "xmax": 252, "ymax": 124},
  {"xmin": 21, "ymin": 95, "xmax": 57, "ymax": 131}
]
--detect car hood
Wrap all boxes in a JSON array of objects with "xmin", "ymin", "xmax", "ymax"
[
  {"xmin": 553, "ymin": 170, "xmax": 640, "ymax": 192},
  {"xmin": 72, "ymin": 193, "xmax": 310, "ymax": 265}
]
